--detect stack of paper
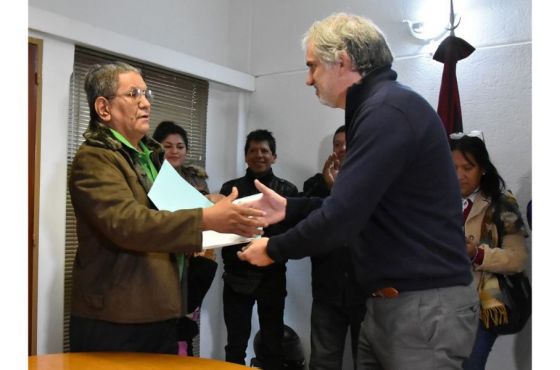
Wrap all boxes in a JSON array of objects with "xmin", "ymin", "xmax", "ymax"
[{"xmin": 148, "ymin": 160, "xmax": 260, "ymax": 249}]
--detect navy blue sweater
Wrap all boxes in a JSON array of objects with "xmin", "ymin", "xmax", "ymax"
[{"xmin": 267, "ymin": 66, "xmax": 472, "ymax": 294}]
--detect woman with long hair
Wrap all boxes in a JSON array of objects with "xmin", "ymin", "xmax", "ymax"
[{"xmin": 450, "ymin": 133, "xmax": 528, "ymax": 369}]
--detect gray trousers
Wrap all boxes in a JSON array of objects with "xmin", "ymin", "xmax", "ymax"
[{"xmin": 357, "ymin": 282, "xmax": 479, "ymax": 370}]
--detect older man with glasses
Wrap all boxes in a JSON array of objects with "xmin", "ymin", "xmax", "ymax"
[{"xmin": 68, "ymin": 61, "xmax": 266, "ymax": 354}]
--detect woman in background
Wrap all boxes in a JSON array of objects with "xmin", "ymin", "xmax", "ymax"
[
  {"xmin": 153, "ymin": 120, "xmax": 210, "ymax": 195},
  {"xmin": 153, "ymin": 120, "xmax": 219, "ymax": 356},
  {"xmin": 450, "ymin": 133, "xmax": 528, "ymax": 370}
]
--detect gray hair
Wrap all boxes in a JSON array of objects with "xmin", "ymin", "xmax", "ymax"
[
  {"xmin": 302, "ymin": 13, "xmax": 393, "ymax": 75},
  {"xmin": 84, "ymin": 61, "xmax": 141, "ymax": 124}
]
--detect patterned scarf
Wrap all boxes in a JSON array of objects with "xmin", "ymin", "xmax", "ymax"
[
  {"xmin": 478, "ymin": 270, "xmax": 508, "ymax": 329},
  {"xmin": 477, "ymin": 193, "xmax": 526, "ymax": 329}
]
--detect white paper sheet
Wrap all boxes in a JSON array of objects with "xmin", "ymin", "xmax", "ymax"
[{"xmin": 148, "ymin": 160, "xmax": 261, "ymax": 249}]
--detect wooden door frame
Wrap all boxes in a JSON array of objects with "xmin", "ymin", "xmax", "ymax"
[{"xmin": 28, "ymin": 36, "xmax": 43, "ymax": 356}]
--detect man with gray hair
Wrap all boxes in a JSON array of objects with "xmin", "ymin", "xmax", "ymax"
[
  {"xmin": 69, "ymin": 61, "xmax": 265, "ymax": 353},
  {"xmin": 239, "ymin": 13, "xmax": 479, "ymax": 369}
]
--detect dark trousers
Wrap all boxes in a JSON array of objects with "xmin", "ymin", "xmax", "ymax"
[
  {"xmin": 309, "ymin": 300, "xmax": 365, "ymax": 370},
  {"xmin": 223, "ymin": 271, "xmax": 286, "ymax": 370},
  {"xmin": 69, "ymin": 315, "xmax": 178, "ymax": 354}
]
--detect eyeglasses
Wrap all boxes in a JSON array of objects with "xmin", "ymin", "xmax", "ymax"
[
  {"xmin": 449, "ymin": 130, "xmax": 485, "ymax": 142},
  {"xmin": 108, "ymin": 87, "xmax": 154, "ymax": 103}
]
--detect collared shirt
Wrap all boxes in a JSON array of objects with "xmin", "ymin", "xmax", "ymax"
[
  {"xmin": 462, "ymin": 188, "xmax": 480, "ymax": 212},
  {"xmin": 109, "ymin": 129, "xmax": 158, "ymax": 182}
]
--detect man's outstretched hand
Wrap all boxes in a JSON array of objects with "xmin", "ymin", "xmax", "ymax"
[
  {"xmin": 240, "ymin": 180, "xmax": 287, "ymax": 225},
  {"xmin": 202, "ymin": 187, "xmax": 267, "ymax": 237}
]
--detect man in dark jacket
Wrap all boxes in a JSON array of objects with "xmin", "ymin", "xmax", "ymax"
[
  {"xmin": 302, "ymin": 125, "xmax": 366, "ymax": 370},
  {"xmin": 239, "ymin": 13, "xmax": 479, "ymax": 369},
  {"xmin": 220, "ymin": 129, "xmax": 298, "ymax": 370},
  {"xmin": 68, "ymin": 61, "xmax": 265, "ymax": 354}
]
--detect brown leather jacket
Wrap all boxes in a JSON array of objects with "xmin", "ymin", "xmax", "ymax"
[{"xmin": 69, "ymin": 121, "xmax": 203, "ymax": 323}]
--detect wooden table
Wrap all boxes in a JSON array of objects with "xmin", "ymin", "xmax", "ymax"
[{"xmin": 29, "ymin": 352, "xmax": 251, "ymax": 370}]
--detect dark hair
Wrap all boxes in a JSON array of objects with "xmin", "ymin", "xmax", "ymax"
[
  {"xmin": 450, "ymin": 136, "xmax": 505, "ymax": 202},
  {"xmin": 333, "ymin": 125, "xmax": 345, "ymax": 141},
  {"xmin": 84, "ymin": 61, "xmax": 141, "ymax": 126},
  {"xmin": 152, "ymin": 121, "xmax": 189, "ymax": 149},
  {"xmin": 245, "ymin": 129, "xmax": 276, "ymax": 155}
]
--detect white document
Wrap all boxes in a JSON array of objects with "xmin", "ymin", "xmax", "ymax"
[
  {"xmin": 203, "ymin": 193, "xmax": 263, "ymax": 249},
  {"xmin": 147, "ymin": 160, "xmax": 261, "ymax": 249}
]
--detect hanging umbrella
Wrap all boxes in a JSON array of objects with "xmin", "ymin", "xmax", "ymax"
[{"xmin": 433, "ymin": 0, "xmax": 475, "ymax": 136}]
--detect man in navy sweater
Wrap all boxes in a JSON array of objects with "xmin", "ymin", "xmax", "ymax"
[{"xmin": 239, "ymin": 13, "xmax": 479, "ymax": 369}]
